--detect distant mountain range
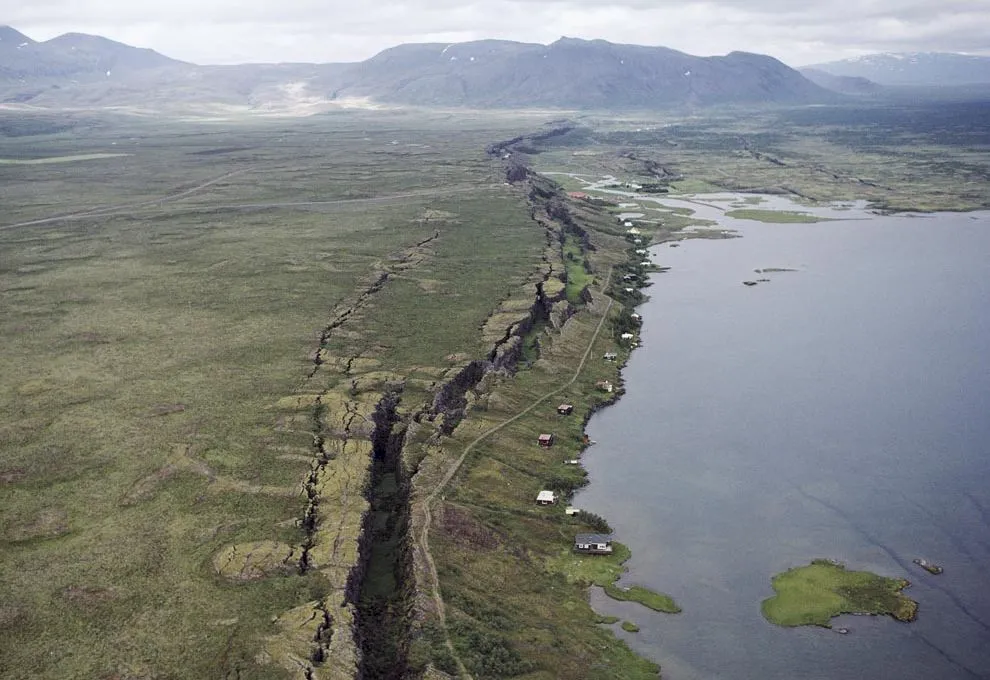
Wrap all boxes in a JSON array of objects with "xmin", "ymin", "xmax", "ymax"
[
  {"xmin": 332, "ymin": 38, "xmax": 834, "ymax": 108},
  {"xmin": 0, "ymin": 25, "xmax": 180, "ymax": 81},
  {"xmin": 807, "ymin": 52, "xmax": 990, "ymax": 87},
  {"xmin": 1, "ymin": 26, "xmax": 986, "ymax": 113},
  {"xmin": 0, "ymin": 26, "xmax": 840, "ymax": 112}
]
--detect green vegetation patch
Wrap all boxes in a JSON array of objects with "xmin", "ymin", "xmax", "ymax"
[
  {"xmin": 563, "ymin": 235, "xmax": 593, "ymax": 304},
  {"xmin": 605, "ymin": 584, "xmax": 681, "ymax": 614},
  {"xmin": 761, "ymin": 559, "xmax": 918, "ymax": 628},
  {"xmin": 621, "ymin": 621, "xmax": 640, "ymax": 633},
  {"xmin": 547, "ymin": 542, "xmax": 681, "ymax": 614},
  {"xmin": 726, "ymin": 209, "xmax": 831, "ymax": 224}
]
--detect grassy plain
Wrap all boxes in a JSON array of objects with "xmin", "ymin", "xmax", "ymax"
[{"xmin": 0, "ymin": 109, "xmax": 553, "ymax": 679}]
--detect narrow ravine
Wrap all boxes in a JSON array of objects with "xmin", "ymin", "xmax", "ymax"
[
  {"xmin": 262, "ymin": 227, "xmax": 448, "ymax": 679},
  {"xmin": 356, "ymin": 390, "xmax": 414, "ymax": 680},
  {"xmin": 290, "ymin": 132, "xmax": 586, "ymax": 678}
]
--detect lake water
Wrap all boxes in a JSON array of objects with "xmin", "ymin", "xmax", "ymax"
[{"xmin": 577, "ymin": 200, "xmax": 990, "ymax": 679}]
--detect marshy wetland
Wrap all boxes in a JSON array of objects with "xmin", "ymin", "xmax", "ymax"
[{"xmin": 2, "ymin": 101, "xmax": 989, "ymax": 679}]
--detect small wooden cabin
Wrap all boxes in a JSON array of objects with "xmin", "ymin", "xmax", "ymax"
[
  {"xmin": 538, "ymin": 433, "xmax": 554, "ymax": 448},
  {"xmin": 595, "ymin": 380, "xmax": 614, "ymax": 393},
  {"xmin": 536, "ymin": 490, "xmax": 557, "ymax": 505},
  {"xmin": 603, "ymin": 352, "xmax": 617, "ymax": 362},
  {"xmin": 574, "ymin": 534, "xmax": 614, "ymax": 555},
  {"xmin": 557, "ymin": 404, "xmax": 574, "ymax": 415}
]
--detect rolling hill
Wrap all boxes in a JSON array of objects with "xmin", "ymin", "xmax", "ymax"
[{"xmin": 0, "ymin": 26, "xmax": 184, "ymax": 82}]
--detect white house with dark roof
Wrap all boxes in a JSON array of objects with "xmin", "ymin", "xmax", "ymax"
[{"xmin": 574, "ymin": 534, "xmax": 613, "ymax": 554}]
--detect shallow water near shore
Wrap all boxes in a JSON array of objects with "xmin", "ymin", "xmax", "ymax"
[{"xmin": 577, "ymin": 199, "xmax": 990, "ymax": 679}]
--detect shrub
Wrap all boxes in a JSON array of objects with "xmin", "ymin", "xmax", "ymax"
[
  {"xmin": 450, "ymin": 620, "xmax": 535, "ymax": 679},
  {"xmin": 575, "ymin": 510, "xmax": 612, "ymax": 534}
]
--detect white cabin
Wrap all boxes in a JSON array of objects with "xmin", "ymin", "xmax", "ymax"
[{"xmin": 536, "ymin": 490, "xmax": 557, "ymax": 505}]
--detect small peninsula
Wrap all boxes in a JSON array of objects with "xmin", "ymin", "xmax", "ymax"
[
  {"xmin": 762, "ymin": 559, "xmax": 918, "ymax": 628},
  {"xmin": 549, "ymin": 542, "xmax": 682, "ymax": 614}
]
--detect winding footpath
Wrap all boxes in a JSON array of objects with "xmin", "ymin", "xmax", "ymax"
[
  {"xmin": 417, "ymin": 269, "xmax": 614, "ymax": 679},
  {"xmin": 0, "ymin": 167, "xmax": 255, "ymax": 231}
]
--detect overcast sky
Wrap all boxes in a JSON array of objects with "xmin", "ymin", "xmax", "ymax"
[{"xmin": 5, "ymin": 0, "xmax": 990, "ymax": 66}]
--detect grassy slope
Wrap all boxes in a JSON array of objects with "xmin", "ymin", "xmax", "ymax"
[{"xmin": 415, "ymin": 197, "xmax": 683, "ymax": 680}]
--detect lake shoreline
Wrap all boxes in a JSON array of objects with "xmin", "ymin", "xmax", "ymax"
[{"xmin": 572, "ymin": 199, "xmax": 990, "ymax": 679}]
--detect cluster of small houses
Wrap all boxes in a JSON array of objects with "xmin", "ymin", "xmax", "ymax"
[
  {"xmin": 535, "ymin": 423, "xmax": 615, "ymax": 555},
  {"xmin": 529, "ymin": 339, "xmax": 656, "ymax": 557},
  {"xmin": 530, "ymin": 188, "xmax": 649, "ymax": 555}
]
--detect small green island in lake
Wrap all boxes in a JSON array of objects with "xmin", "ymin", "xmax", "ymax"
[
  {"xmin": 762, "ymin": 559, "xmax": 918, "ymax": 628},
  {"xmin": 726, "ymin": 209, "xmax": 832, "ymax": 224}
]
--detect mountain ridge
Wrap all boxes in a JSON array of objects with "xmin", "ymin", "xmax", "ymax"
[
  {"xmin": 293, "ymin": 36, "xmax": 836, "ymax": 109},
  {"xmin": 799, "ymin": 68, "xmax": 882, "ymax": 96},
  {"xmin": 0, "ymin": 26, "xmax": 879, "ymax": 112},
  {"xmin": 807, "ymin": 52, "xmax": 990, "ymax": 87}
]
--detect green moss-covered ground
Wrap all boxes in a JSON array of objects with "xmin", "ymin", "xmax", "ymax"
[{"xmin": 761, "ymin": 559, "xmax": 918, "ymax": 628}]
